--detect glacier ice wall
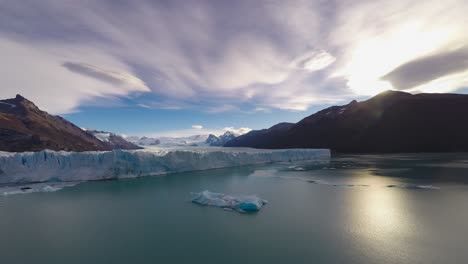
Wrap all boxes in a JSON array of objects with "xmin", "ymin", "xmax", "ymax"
[{"xmin": 0, "ymin": 147, "xmax": 330, "ymax": 184}]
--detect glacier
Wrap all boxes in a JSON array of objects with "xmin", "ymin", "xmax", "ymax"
[
  {"xmin": 191, "ymin": 190, "xmax": 268, "ymax": 213},
  {"xmin": 0, "ymin": 147, "xmax": 330, "ymax": 184}
]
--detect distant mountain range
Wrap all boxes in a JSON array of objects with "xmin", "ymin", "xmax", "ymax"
[
  {"xmin": 127, "ymin": 131, "xmax": 241, "ymax": 147},
  {"xmin": 226, "ymin": 91, "xmax": 468, "ymax": 153},
  {"xmin": 0, "ymin": 95, "xmax": 140, "ymax": 152},
  {"xmin": 126, "ymin": 134, "xmax": 210, "ymax": 147},
  {"xmin": 5, "ymin": 91, "xmax": 467, "ymax": 153}
]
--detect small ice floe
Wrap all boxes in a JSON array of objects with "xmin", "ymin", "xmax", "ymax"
[
  {"xmin": 287, "ymin": 165, "xmax": 305, "ymax": 171},
  {"xmin": 191, "ymin": 190, "xmax": 268, "ymax": 213},
  {"xmin": 306, "ymin": 179, "xmax": 369, "ymax": 188},
  {"xmin": 277, "ymin": 176, "xmax": 371, "ymax": 187},
  {"xmin": 250, "ymin": 169, "xmax": 276, "ymax": 177},
  {"xmin": 0, "ymin": 182, "xmax": 79, "ymax": 196},
  {"xmin": 386, "ymin": 184, "xmax": 440, "ymax": 190}
]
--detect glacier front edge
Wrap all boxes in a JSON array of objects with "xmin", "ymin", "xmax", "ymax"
[{"xmin": 0, "ymin": 147, "xmax": 330, "ymax": 184}]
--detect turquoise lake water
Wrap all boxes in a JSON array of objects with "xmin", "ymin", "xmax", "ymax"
[{"xmin": 1, "ymin": 153, "xmax": 468, "ymax": 263}]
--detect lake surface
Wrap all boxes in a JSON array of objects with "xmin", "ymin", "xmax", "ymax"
[{"xmin": 1, "ymin": 153, "xmax": 468, "ymax": 264}]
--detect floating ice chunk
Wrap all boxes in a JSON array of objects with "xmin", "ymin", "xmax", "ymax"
[
  {"xmin": 0, "ymin": 182, "xmax": 80, "ymax": 196},
  {"xmin": 287, "ymin": 165, "xmax": 305, "ymax": 171},
  {"xmin": 416, "ymin": 185, "xmax": 440, "ymax": 190},
  {"xmin": 387, "ymin": 184, "xmax": 440, "ymax": 190},
  {"xmin": 249, "ymin": 169, "xmax": 277, "ymax": 177},
  {"xmin": 191, "ymin": 190, "xmax": 268, "ymax": 213}
]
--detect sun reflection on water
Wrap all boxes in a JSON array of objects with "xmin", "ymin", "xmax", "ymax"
[{"xmin": 345, "ymin": 170, "xmax": 418, "ymax": 261}]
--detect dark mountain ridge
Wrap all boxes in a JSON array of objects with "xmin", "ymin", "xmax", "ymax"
[{"xmin": 225, "ymin": 91, "xmax": 468, "ymax": 153}]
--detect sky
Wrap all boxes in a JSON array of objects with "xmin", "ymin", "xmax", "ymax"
[{"xmin": 1, "ymin": 0, "xmax": 467, "ymax": 137}]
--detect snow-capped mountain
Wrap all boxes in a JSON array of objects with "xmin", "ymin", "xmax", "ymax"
[
  {"xmin": 127, "ymin": 131, "xmax": 244, "ymax": 148},
  {"xmin": 126, "ymin": 134, "xmax": 210, "ymax": 147},
  {"xmin": 205, "ymin": 131, "xmax": 238, "ymax": 146},
  {"xmin": 86, "ymin": 130, "xmax": 142, "ymax": 150}
]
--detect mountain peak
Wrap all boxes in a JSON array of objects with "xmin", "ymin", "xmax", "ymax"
[
  {"xmin": 227, "ymin": 92, "xmax": 468, "ymax": 152},
  {"xmin": 15, "ymin": 94, "xmax": 26, "ymax": 100},
  {"xmin": 13, "ymin": 95, "xmax": 42, "ymax": 114},
  {"xmin": 372, "ymin": 90, "xmax": 412, "ymax": 99},
  {"xmin": 223, "ymin": 131, "xmax": 235, "ymax": 136},
  {"xmin": 0, "ymin": 95, "xmax": 114, "ymax": 152}
]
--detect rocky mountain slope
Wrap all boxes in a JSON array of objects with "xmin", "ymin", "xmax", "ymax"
[
  {"xmin": 86, "ymin": 130, "xmax": 142, "ymax": 150},
  {"xmin": 226, "ymin": 91, "xmax": 468, "ymax": 153},
  {"xmin": 0, "ymin": 95, "xmax": 138, "ymax": 152}
]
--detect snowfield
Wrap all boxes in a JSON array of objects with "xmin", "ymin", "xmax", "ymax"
[{"xmin": 0, "ymin": 147, "xmax": 330, "ymax": 184}]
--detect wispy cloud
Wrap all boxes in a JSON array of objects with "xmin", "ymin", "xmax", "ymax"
[
  {"xmin": 223, "ymin": 127, "xmax": 252, "ymax": 135},
  {"xmin": 0, "ymin": 0, "xmax": 467, "ymax": 114},
  {"xmin": 62, "ymin": 62, "xmax": 148, "ymax": 90},
  {"xmin": 290, "ymin": 50, "xmax": 336, "ymax": 72},
  {"xmin": 382, "ymin": 47, "xmax": 468, "ymax": 91},
  {"xmin": 0, "ymin": 38, "xmax": 149, "ymax": 114}
]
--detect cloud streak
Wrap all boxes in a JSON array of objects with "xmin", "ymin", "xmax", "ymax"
[
  {"xmin": 382, "ymin": 47, "xmax": 468, "ymax": 90},
  {"xmin": 0, "ymin": 0, "xmax": 467, "ymax": 114},
  {"xmin": 62, "ymin": 62, "xmax": 148, "ymax": 90}
]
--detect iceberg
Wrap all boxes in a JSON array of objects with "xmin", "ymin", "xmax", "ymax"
[
  {"xmin": 0, "ymin": 182, "xmax": 79, "ymax": 196},
  {"xmin": 386, "ymin": 184, "xmax": 440, "ymax": 190},
  {"xmin": 0, "ymin": 147, "xmax": 329, "ymax": 184},
  {"xmin": 191, "ymin": 190, "xmax": 268, "ymax": 213}
]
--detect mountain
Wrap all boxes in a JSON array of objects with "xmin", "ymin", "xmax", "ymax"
[
  {"xmin": 0, "ymin": 95, "xmax": 142, "ymax": 152},
  {"xmin": 225, "ymin": 123, "xmax": 293, "ymax": 148},
  {"xmin": 226, "ymin": 91, "xmax": 468, "ymax": 153},
  {"xmin": 128, "ymin": 131, "xmax": 243, "ymax": 148},
  {"xmin": 86, "ymin": 130, "xmax": 142, "ymax": 150},
  {"xmin": 0, "ymin": 95, "xmax": 112, "ymax": 152},
  {"xmin": 127, "ymin": 134, "xmax": 210, "ymax": 147},
  {"xmin": 205, "ymin": 134, "xmax": 221, "ymax": 146},
  {"xmin": 205, "ymin": 131, "xmax": 238, "ymax": 146}
]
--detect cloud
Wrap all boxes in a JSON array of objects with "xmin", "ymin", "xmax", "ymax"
[
  {"xmin": 62, "ymin": 62, "xmax": 148, "ymax": 90},
  {"xmin": 192, "ymin": 125, "xmax": 203, "ymax": 129},
  {"xmin": 223, "ymin": 127, "xmax": 252, "ymax": 135},
  {"xmin": 382, "ymin": 47, "xmax": 468, "ymax": 90},
  {"xmin": 254, "ymin": 107, "xmax": 271, "ymax": 113},
  {"xmin": 204, "ymin": 105, "xmax": 239, "ymax": 113},
  {"xmin": 1, "ymin": 0, "xmax": 467, "ymax": 114},
  {"xmin": 290, "ymin": 50, "xmax": 336, "ymax": 72},
  {"xmin": 0, "ymin": 38, "xmax": 149, "ymax": 114},
  {"xmin": 331, "ymin": 0, "xmax": 468, "ymax": 95}
]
